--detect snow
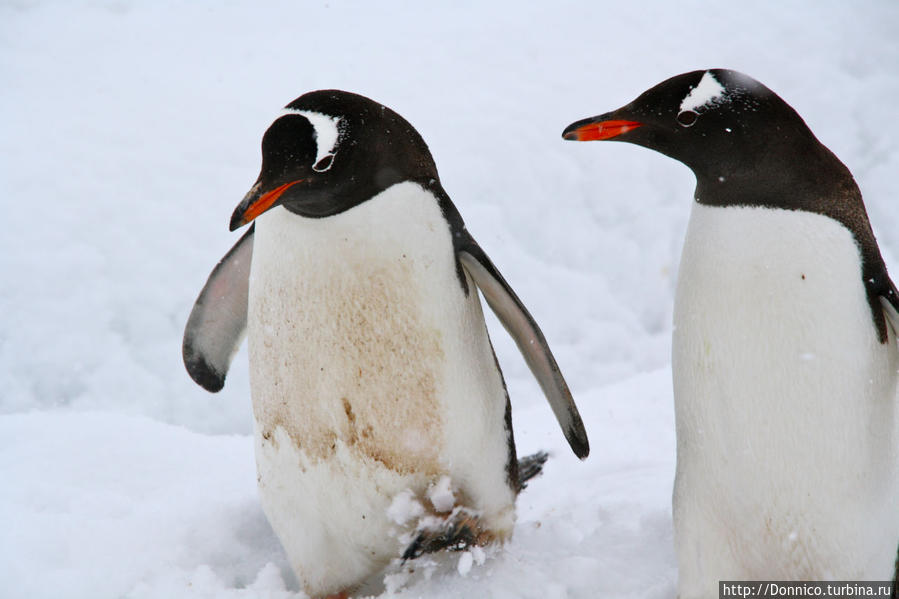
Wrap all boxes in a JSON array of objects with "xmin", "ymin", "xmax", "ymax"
[
  {"xmin": 386, "ymin": 490, "xmax": 424, "ymax": 526},
  {"xmin": 679, "ymin": 70, "xmax": 726, "ymax": 113},
  {"xmin": 427, "ymin": 476, "xmax": 456, "ymax": 513},
  {"xmin": 457, "ymin": 551, "xmax": 474, "ymax": 577},
  {"xmin": 2, "ymin": 1, "xmax": 898, "ymax": 598}
]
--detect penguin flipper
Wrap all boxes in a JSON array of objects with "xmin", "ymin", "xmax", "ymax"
[
  {"xmin": 458, "ymin": 244, "xmax": 589, "ymax": 459},
  {"xmin": 878, "ymin": 278, "xmax": 899, "ymax": 342},
  {"xmin": 182, "ymin": 225, "xmax": 254, "ymax": 392},
  {"xmin": 881, "ymin": 296, "xmax": 899, "ymax": 341}
]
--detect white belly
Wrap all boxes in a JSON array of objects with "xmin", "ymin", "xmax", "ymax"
[
  {"xmin": 247, "ymin": 182, "xmax": 515, "ymax": 596},
  {"xmin": 672, "ymin": 203, "xmax": 899, "ymax": 596}
]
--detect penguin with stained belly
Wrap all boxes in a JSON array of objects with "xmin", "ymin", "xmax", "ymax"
[
  {"xmin": 563, "ymin": 70, "xmax": 899, "ymax": 596},
  {"xmin": 183, "ymin": 90, "xmax": 589, "ymax": 598}
]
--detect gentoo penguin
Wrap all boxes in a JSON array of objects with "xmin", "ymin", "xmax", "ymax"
[
  {"xmin": 563, "ymin": 70, "xmax": 899, "ymax": 596},
  {"xmin": 183, "ymin": 90, "xmax": 589, "ymax": 598}
]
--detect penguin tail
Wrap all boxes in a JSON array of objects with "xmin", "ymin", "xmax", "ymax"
[{"xmin": 517, "ymin": 451, "xmax": 549, "ymax": 490}]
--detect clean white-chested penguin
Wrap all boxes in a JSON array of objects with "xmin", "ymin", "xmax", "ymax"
[
  {"xmin": 183, "ymin": 90, "xmax": 589, "ymax": 598},
  {"xmin": 563, "ymin": 70, "xmax": 899, "ymax": 596}
]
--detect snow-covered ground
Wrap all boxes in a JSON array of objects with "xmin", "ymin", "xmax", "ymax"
[{"xmin": 2, "ymin": 2, "xmax": 898, "ymax": 597}]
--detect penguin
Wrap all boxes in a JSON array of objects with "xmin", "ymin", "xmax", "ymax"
[
  {"xmin": 563, "ymin": 70, "xmax": 899, "ymax": 596},
  {"xmin": 183, "ymin": 90, "xmax": 589, "ymax": 598}
]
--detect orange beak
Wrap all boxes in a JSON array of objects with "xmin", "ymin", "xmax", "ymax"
[
  {"xmin": 562, "ymin": 119, "xmax": 643, "ymax": 141},
  {"xmin": 229, "ymin": 179, "xmax": 303, "ymax": 231}
]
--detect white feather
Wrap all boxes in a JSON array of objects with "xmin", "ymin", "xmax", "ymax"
[
  {"xmin": 672, "ymin": 203, "xmax": 899, "ymax": 597},
  {"xmin": 276, "ymin": 108, "xmax": 341, "ymax": 168},
  {"xmin": 679, "ymin": 70, "xmax": 726, "ymax": 113}
]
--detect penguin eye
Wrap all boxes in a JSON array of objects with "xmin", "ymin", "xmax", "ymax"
[
  {"xmin": 676, "ymin": 110, "xmax": 698, "ymax": 127},
  {"xmin": 313, "ymin": 154, "xmax": 335, "ymax": 172}
]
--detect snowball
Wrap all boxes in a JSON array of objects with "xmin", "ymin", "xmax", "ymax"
[
  {"xmin": 427, "ymin": 476, "xmax": 455, "ymax": 513},
  {"xmin": 384, "ymin": 569, "xmax": 411, "ymax": 594},
  {"xmin": 457, "ymin": 551, "xmax": 473, "ymax": 576},
  {"xmin": 387, "ymin": 489, "xmax": 424, "ymax": 525},
  {"xmin": 247, "ymin": 563, "xmax": 288, "ymax": 592}
]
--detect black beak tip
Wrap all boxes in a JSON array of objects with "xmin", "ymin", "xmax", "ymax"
[
  {"xmin": 228, "ymin": 211, "xmax": 244, "ymax": 232},
  {"xmin": 562, "ymin": 115, "xmax": 600, "ymax": 141}
]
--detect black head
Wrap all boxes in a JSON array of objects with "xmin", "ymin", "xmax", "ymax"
[
  {"xmin": 564, "ymin": 69, "xmax": 897, "ymax": 344},
  {"xmin": 230, "ymin": 90, "xmax": 440, "ymax": 230},
  {"xmin": 562, "ymin": 69, "xmax": 854, "ymax": 210}
]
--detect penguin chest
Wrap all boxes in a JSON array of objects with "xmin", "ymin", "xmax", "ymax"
[
  {"xmin": 671, "ymin": 202, "xmax": 899, "ymax": 578},
  {"xmin": 673, "ymin": 203, "xmax": 897, "ymax": 459},
  {"xmin": 247, "ymin": 186, "xmax": 461, "ymax": 475}
]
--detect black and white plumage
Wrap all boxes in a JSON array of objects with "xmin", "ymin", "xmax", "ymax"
[
  {"xmin": 183, "ymin": 90, "xmax": 588, "ymax": 598},
  {"xmin": 564, "ymin": 69, "xmax": 899, "ymax": 597}
]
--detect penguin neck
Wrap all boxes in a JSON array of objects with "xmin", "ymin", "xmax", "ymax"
[
  {"xmin": 689, "ymin": 142, "xmax": 877, "ymax": 256},
  {"xmin": 282, "ymin": 173, "xmax": 440, "ymax": 219},
  {"xmin": 691, "ymin": 134, "xmax": 850, "ymax": 211}
]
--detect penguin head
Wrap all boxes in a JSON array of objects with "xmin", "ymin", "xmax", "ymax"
[
  {"xmin": 230, "ymin": 90, "xmax": 439, "ymax": 230},
  {"xmin": 562, "ymin": 69, "xmax": 823, "ymax": 185}
]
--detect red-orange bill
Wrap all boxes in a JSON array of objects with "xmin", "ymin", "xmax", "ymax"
[
  {"xmin": 563, "ymin": 120, "xmax": 643, "ymax": 141},
  {"xmin": 232, "ymin": 179, "xmax": 303, "ymax": 229}
]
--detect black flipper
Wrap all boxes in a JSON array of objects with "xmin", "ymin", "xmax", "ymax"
[{"xmin": 182, "ymin": 225, "xmax": 254, "ymax": 392}]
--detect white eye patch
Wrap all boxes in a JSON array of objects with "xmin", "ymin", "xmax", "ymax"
[
  {"xmin": 276, "ymin": 109, "xmax": 342, "ymax": 171},
  {"xmin": 679, "ymin": 71, "xmax": 726, "ymax": 113}
]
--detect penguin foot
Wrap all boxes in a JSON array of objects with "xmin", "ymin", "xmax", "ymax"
[
  {"xmin": 517, "ymin": 451, "xmax": 549, "ymax": 489},
  {"xmin": 401, "ymin": 509, "xmax": 491, "ymax": 561}
]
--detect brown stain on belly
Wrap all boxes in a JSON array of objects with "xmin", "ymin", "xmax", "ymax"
[{"xmin": 252, "ymin": 256, "xmax": 446, "ymax": 475}]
